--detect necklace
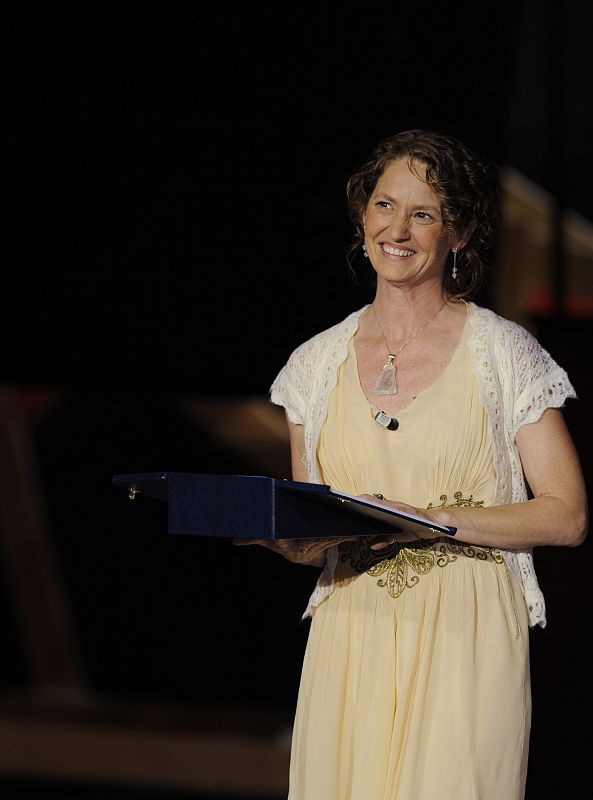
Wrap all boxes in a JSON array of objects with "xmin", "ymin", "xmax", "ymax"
[{"xmin": 371, "ymin": 301, "xmax": 447, "ymax": 396}]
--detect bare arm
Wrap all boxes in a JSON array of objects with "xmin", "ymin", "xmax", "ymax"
[
  {"xmin": 287, "ymin": 418, "xmax": 308, "ymax": 481},
  {"xmin": 385, "ymin": 408, "xmax": 588, "ymax": 549}
]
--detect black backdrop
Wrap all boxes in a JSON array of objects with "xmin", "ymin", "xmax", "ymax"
[
  {"xmin": 2, "ymin": 2, "xmax": 524, "ymax": 388},
  {"xmin": 1, "ymin": 2, "xmax": 592, "ymax": 798}
]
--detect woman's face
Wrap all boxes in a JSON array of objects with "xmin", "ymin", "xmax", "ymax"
[{"xmin": 363, "ymin": 158, "xmax": 455, "ymax": 289}]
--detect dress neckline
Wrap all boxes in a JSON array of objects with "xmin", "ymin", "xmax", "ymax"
[{"xmin": 352, "ymin": 302, "xmax": 472, "ymax": 419}]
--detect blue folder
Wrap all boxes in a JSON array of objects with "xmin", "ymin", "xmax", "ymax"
[{"xmin": 111, "ymin": 472, "xmax": 456, "ymax": 540}]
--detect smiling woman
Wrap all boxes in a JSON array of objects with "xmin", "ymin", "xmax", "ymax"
[
  {"xmin": 362, "ymin": 159, "xmax": 458, "ymax": 290},
  {"xmin": 346, "ymin": 129, "xmax": 502, "ymax": 302},
  {"xmin": 236, "ymin": 129, "xmax": 588, "ymax": 800}
]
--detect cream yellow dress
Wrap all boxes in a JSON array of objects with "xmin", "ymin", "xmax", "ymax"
[{"xmin": 288, "ymin": 316, "xmax": 531, "ymax": 800}]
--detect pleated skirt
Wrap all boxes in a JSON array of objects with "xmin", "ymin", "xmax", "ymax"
[{"xmin": 288, "ymin": 547, "xmax": 531, "ymax": 800}]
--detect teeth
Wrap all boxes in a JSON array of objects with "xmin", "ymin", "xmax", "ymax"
[{"xmin": 382, "ymin": 244, "xmax": 415, "ymax": 257}]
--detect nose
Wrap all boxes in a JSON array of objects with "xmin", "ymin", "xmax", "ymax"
[{"xmin": 389, "ymin": 212, "xmax": 410, "ymax": 241}]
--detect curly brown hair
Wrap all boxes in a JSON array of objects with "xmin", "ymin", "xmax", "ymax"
[{"xmin": 345, "ymin": 129, "xmax": 502, "ymax": 300}]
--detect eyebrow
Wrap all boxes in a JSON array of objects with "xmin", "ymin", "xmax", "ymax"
[{"xmin": 375, "ymin": 194, "xmax": 442, "ymax": 213}]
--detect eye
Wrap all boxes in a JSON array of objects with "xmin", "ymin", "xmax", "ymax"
[
  {"xmin": 375, "ymin": 200, "xmax": 392, "ymax": 209},
  {"xmin": 413, "ymin": 211, "xmax": 434, "ymax": 221}
]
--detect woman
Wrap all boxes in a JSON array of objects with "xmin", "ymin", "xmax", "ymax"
[{"xmin": 238, "ymin": 130, "xmax": 588, "ymax": 799}]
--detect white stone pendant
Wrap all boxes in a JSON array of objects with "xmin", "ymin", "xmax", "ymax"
[{"xmin": 373, "ymin": 357, "xmax": 397, "ymax": 395}]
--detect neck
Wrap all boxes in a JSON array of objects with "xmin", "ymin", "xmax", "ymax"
[{"xmin": 371, "ymin": 283, "xmax": 450, "ymax": 341}]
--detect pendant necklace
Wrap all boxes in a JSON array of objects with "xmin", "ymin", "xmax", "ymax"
[{"xmin": 371, "ymin": 301, "xmax": 447, "ymax": 396}]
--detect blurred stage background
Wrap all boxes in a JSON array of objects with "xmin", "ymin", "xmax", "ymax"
[{"xmin": 0, "ymin": 2, "xmax": 592, "ymax": 798}]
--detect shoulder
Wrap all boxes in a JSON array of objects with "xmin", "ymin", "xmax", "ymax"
[
  {"xmin": 469, "ymin": 303, "xmax": 575, "ymax": 397},
  {"xmin": 269, "ymin": 306, "xmax": 367, "ymax": 405},
  {"xmin": 469, "ymin": 302, "xmax": 539, "ymax": 348},
  {"xmin": 470, "ymin": 302, "xmax": 523, "ymax": 333},
  {"xmin": 285, "ymin": 306, "xmax": 368, "ymax": 362}
]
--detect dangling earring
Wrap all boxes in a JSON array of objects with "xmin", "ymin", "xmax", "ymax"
[
  {"xmin": 362, "ymin": 223, "xmax": 368, "ymax": 258},
  {"xmin": 452, "ymin": 247, "xmax": 458, "ymax": 280}
]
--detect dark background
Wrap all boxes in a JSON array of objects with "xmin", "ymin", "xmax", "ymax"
[{"xmin": 1, "ymin": 1, "xmax": 592, "ymax": 798}]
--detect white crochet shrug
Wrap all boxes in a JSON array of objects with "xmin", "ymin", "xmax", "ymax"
[{"xmin": 270, "ymin": 302, "xmax": 576, "ymax": 628}]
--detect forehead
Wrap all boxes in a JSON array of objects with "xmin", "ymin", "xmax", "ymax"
[{"xmin": 374, "ymin": 158, "xmax": 439, "ymax": 202}]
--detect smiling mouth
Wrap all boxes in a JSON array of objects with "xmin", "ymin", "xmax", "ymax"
[{"xmin": 382, "ymin": 244, "xmax": 415, "ymax": 257}]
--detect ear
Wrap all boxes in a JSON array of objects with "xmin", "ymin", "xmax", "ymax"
[{"xmin": 454, "ymin": 220, "xmax": 476, "ymax": 251}]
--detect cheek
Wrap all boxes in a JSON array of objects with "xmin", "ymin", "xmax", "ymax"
[
  {"xmin": 364, "ymin": 209, "xmax": 381, "ymax": 231},
  {"xmin": 427, "ymin": 231, "xmax": 451, "ymax": 254},
  {"xmin": 416, "ymin": 230, "xmax": 446, "ymax": 252}
]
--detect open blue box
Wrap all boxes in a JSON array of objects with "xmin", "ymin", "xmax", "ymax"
[{"xmin": 112, "ymin": 472, "xmax": 456, "ymax": 540}]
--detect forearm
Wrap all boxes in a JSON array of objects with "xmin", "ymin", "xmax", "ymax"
[
  {"xmin": 424, "ymin": 409, "xmax": 589, "ymax": 550},
  {"xmin": 426, "ymin": 494, "xmax": 588, "ymax": 550}
]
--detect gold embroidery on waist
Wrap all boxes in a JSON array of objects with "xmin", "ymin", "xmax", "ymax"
[
  {"xmin": 338, "ymin": 493, "xmax": 503, "ymax": 599},
  {"xmin": 427, "ymin": 491, "xmax": 485, "ymax": 510}
]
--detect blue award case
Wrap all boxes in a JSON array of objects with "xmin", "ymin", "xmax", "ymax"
[{"xmin": 112, "ymin": 472, "xmax": 457, "ymax": 540}]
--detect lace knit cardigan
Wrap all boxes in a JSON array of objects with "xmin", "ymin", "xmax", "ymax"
[{"xmin": 270, "ymin": 302, "xmax": 576, "ymax": 628}]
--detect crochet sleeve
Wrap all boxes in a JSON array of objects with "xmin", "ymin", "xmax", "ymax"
[
  {"xmin": 269, "ymin": 339, "xmax": 314, "ymax": 425},
  {"xmin": 509, "ymin": 323, "xmax": 577, "ymax": 437}
]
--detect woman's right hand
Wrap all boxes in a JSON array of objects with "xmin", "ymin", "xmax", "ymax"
[{"xmin": 233, "ymin": 536, "xmax": 355, "ymax": 567}]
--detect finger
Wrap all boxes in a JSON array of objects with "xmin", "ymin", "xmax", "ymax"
[
  {"xmin": 269, "ymin": 539, "xmax": 306, "ymax": 555},
  {"xmin": 233, "ymin": 538, "xmax": 267, "ymax": 546},
  {"xmin": 370, "ymin": 538, "xmax": 397, "ymax": 550},
  {"xmin": 371, "ymin": 530, "xmax": 419, "ymax": 548},
  {"xmin": 303, "ymin": 536, "xmax": 351, "ymax": 553}
]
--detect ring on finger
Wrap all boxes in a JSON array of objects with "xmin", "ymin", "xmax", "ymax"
[{"xmin": 373, "ymin": 493, "xmax": 385, "ymax": 500}]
